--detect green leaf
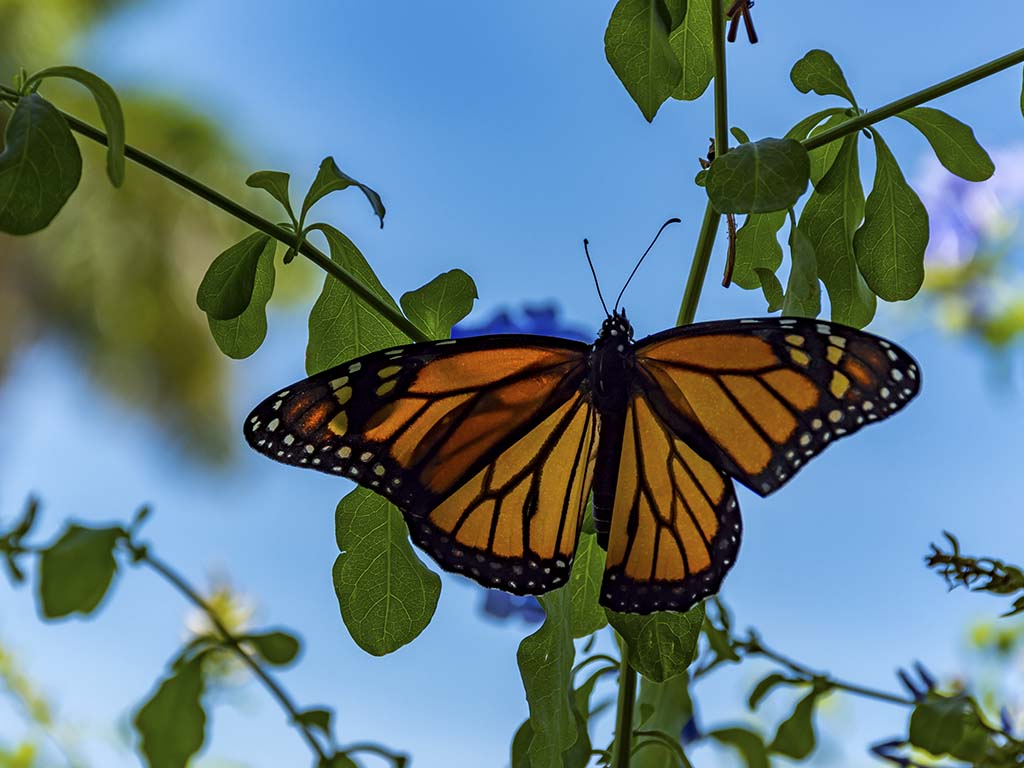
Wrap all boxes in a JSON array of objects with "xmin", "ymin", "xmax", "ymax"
[
  {"xmin": 748, "ymin": 673, "xmax": 796, "ymax": 710},
  {"xmin": 908, "ymin": 695, "xmax": 970, "ymax": 756},
  {"xmin": 769, "ymin": 688, "xmax": 821, "ymax": 759},
  {"xmin": 853, "ymin": 131, "xmax": 928, "ymax": 301},
  {"xmin": 606, "ymin": 603, "xmax": 704, "ymax": 682},
  {"xmin": 510, "ymin": 719, "xmax": 533, "ymax": 768},
  {"xmin": 333, "ymin": 488, "xmax": 440, "ymax": 656},
  {"xmin": 300, "ymin": 156, "xmax": 386, "ymax": 228},
  {"xmin": 568, "ymin": 531, "xmax": 607, "ymax": 639},
  {"xmin": 798, "ymin": 134, "xmax": 876, "ymax": 328},
  {"xmin": 517, "ymin": 589, "xmax": 578, "ymax": 768},
  {"xmin": 705, "ymin": 138, "xmax": 810, "ymax": 214},
  {"xmin": 709, "ymin": 728, "xmax": 770, "ymax": 768},
  {"xmin": 731, "ymin": 211, "xmax": 786, "ymax": 290},
  {"xmin": 633, "ymin": 674, "xmax": 693, "ymax": 768},
  {"xmin": 730, "ymin": 126, "xmax": 750, "ymax": 145},
  {"xmin": 669, "ymin": 0, "xmax": 715, "ymax": 101},
  {"xmin": 26, "ymin": 66, "xmax": 125, "ymax": 186},
  {"xmin": 305, "ymin": 223, "xmax": 408, "ymax": 375},
  {"xmin": 694, "ymin": 169, "xmax": 707, "ymax": 187},
  {"xmin": 246, "ymin": 170, "xmax": 295, "ymax": 221},
  {"xmin": 295, "ymin": 708, "xmax": 333, "ymax": 739},
  {"xmin": 755, "ymin": 268, "xmax": 784, "ymax": 312},
  {"xmin": 0, "ymin": 93, "xmax": 82, "ymax": 235},
  {"xmin": 897, "ymin": 107, "xmax": 994, "ymax": 182},
  {"xmin": 399, "ymin": 269, "xmax": 478, "ymax": 340},
  {"xmin": 207, "ymin": 237, "xmax": 277, "ymax": 358},
  {"xmin": 664, "ymin": 0, "xmax": 688, "ymax": 27},
  {"xmin": 784, "ymin": 107, "xmax": 846, "ymax": 142},
  {"xmin": 605, "ymin": 0, "xmax": 681, "ymax": 122},
  {"xmin": 196, "ymin": 233, "xmax": 272, "ymax": 320},
  {"xmin": 321, "ymin": 755, "xmax": 358, "ymax": 768},
  {"xmin": 790, "ymin": 50, "xmax": 858, "ymax": 107},
  {"xmin": 782, "ymin": 224, "xmax": 821, "ymax": 318},
  {"xmin": 38, "ymin": 524, "xmax": 123, "ymax": 618},
  {"xmin": 134, "ymin": 657, "xmax": 206, "ymax": 768},
  {"xmin": 242, "ymin": 630, "xmax": 301, "ymax": 666},
  {"xmin": 806, "ymin": 112, "xmax": 851, "ymax": 186}
]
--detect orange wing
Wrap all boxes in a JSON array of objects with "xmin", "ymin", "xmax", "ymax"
[
  {"xmin": 602, "ymin": 393, "xmax": 741, "ymax": 614},
  {"xmin": 633, "ymin": 317, "xmax": 920, "ymax": 496},
  {"xmin": 244, "ymin": 335, "xmax": 597, "ymax": 593}
]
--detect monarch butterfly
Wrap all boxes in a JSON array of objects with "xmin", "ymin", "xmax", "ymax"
[{"xmin": 245, "ymin": 305, "xmax": 920, "ymax": 614}]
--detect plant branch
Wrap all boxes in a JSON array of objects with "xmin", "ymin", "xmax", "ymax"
[
  {"xmin": 0, "ymin": 85, "xmax": 428, "ymax": 344},
  {"xmin": 739, "ymin": 632, "xmax": 915, "ymax": 707},
  {"xmin": 610, "ymin": 637, "xmax": 638, "ymax": 768},
  {"xmin": 803, "ymin": 46, "xmax": 1024, "ymax": 152},
  {"xmin": 676, "ymin": 0, "xmax": 729, "ymax": 326},
  {"xmin": 124, "ymin": 541, "xmax": 331, "ymax": 762}
]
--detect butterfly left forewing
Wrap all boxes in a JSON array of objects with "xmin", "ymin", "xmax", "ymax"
[
  {"xmin": 245, "ymin": 335, "xmax": 597, "ymax": 593},
  {"xmin": 601, "ymin": 393, "xmax": 741, "ymax": 614},
  {"xmin": 634, "ymin": 317, "xmax": 921, "ymax": 497}
]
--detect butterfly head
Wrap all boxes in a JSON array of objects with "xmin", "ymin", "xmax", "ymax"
[{"xmin": 597, "ymin": 308, "xmax": 634, "ymax": 346}]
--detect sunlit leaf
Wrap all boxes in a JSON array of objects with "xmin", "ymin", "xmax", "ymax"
[
  {"xmin": 897, "ymin": 107, "xmax": 994, "ymax": 182},
  {"xmin": 669, "ymin": 0, "xmax": 715, "ymax": 101},
  {"xmin": 27, "ymin": 66, "xmax": 126, "ymax": 186},
  {"xmin": 242, "ymin": 630, "xmax": 301, "ymax": 666},
  {"xmin": 517, "ymin": 589, "xmax": 579, "ymax": 768},
  {"xmin": 605, "ymin": 0, "xmax": 681, "ymax": 121},
  {"xmin": 568, "ymin": 531, "xmax": 607, "ymax": 639},
  {"xmin": 785, "ymin": 107, "xmax": 846, "ymax": 143},
  {"xmin": 606, "ymin": 603, "xmax": 704, "ymax": 682},
  {"xmin": 207, "ymin": 237, "xmax": 277, "ymax": 358},
  {"xmin": 305, "ymin": 223, "xmax": 408, "ymax": 375},
  {"xmin": 853, "ymin": 130, "xmax": 928, "ymax": 301},
  {"xmin": 246, "ymin": 170, "xmax": 295, "ymax": 220},
  {"xmin": 798, "ymin": 134, "xmax": 875, "ymax": 327},
  {"xmin": 0, "ymin": 93, "xmax": 82, "ymax": 235},
  {"xmin": 134, "ymin": 657, "xmax": 206, "ymax": 768},
  {"xmin": 709, "ymin": 728, "xmax": 769, "ymax": 768},
  {"xmin": 300, "ymin": 156, "xmax": 386, "ymax": 227},
  {"xmin": 782, "ymin": 224, "xmax": 821, "ymax": 318},
  {"xmin": 333, "ymin": 488, "xmax": 440, "ymax": 656},
  {"xmin": 196, "ymin": 233, "xmax": 272, "ymax": 320},
  {"xmin": 806, "ymin": 112, "xmax": 851, "ymax": 186},
  {"xmin": 705, "ymin": 138, "xmax": 810, "ymax": 214},
  {"xmin": 38, "ymin": 523, "xmax": 123, "ymax": 618},
  {"xmin": 732, "ymin": 210, "xmax": 786, "ymax": 290},
  {"xmin": 399, "ymin": 269, "xmax": 478, "ymax": 340},
  {"xmin": 790, "ymin": 49, "xmax": 857, "ymax": 107}
]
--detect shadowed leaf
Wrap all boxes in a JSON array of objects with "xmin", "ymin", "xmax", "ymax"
[
  {"xmin": 242, "ymin": 630, "xmax": 301, "ymax": 666},
  {"xmin": 400, "ymin": 269, "xmax": 478, "ymax": 340},
  {"xmin": 196, "ymin": 233, "xmax": 272, "ymax": 320},
  {"xmin": 207, "ymin": 237, "xmax": 277, "ymax": 358},
  {"xmin": 134, "ymin": 657, "xmax": 206, "ymax": 768},
  {"xmin": 0, "ymin": 93, "xmax": 82, "ymax": 234},
  {"xmin": 769, "ymin": 687, "xmax": 823, "ymax": 759},
  {"xmin": 710, "ymin": 728, "xmax": 770, "ymax": 768},
  {"xmin": 755, "ymin": 268, "xmax": 784, "ymax": 312},
  {"xmin": 568, "ymin": 532, "xmax": 608, "ymax": 638},
  {"xmin": 706, "ymin": 138, "xmax": 810, "ymax": 214},
  {"xmin": 301, "ymin": 156, "xmax": 385, "ymax": 227},
  {"xmin": 246, "ymin": 170, "xmax": 295, "ymax": 220},
  {"xmin": 783, "ymin": 224, "xmax": 821, "ymax": 318},
  {"xmin": 38, "ymin": 524, "xmax": 123, "ymax": 618},
  {"xmin": 732, "ymin": 211, "xmax": 786, "ymax": 290},
  {"xmin": 790, "ymin": 50, "xmax": 857, "ymax": 107}
]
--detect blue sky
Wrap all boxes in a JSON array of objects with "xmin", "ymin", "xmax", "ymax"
[{"xmin": 2, "ymin": 1, "xmax": 1024, "ymax": 766}]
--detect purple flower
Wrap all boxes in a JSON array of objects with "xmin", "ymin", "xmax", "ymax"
[
  {"xmin": 453, "ymin": 303, "xmax": 591, "ymax": 342},
  {"xmin": 917, "ymin": 146, "xmax": 1024, "ymax": 267}
]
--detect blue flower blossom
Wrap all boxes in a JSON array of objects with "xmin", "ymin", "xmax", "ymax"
[{"xmin": 480, "ymin": 591, "xmax": 546, "ymax": 624}]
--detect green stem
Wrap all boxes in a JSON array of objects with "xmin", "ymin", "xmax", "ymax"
[
  {"xmin": 0, "ymin": 85, "xmax": 428, "ymax": 344},
  {"xmin": 611, "ymin": 638, "xmax": 638, "ymax": 768},
  {"xmin": 129, "ymin": 543, "xmax": 331, "ymax": 762},
  {"xmin": 675, "ymin": 0, "xmax": 729, "ymax": 327},
  {"xmin": 803, "ymin": 46, "xmax": 1024, "ymax": 152}
]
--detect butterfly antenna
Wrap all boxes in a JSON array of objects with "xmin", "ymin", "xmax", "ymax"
[
  {"xmin": 584, "ymin": 238, "xmax": 611, "ymax": 316},
  {"xmin": 613, "ymin": 217, "xmax": 682, "ymax": 311}
]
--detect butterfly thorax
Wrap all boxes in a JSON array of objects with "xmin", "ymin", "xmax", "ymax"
[{"xmin": 589, "ymin": 309, "xmax": 636, "ymax": 411}]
